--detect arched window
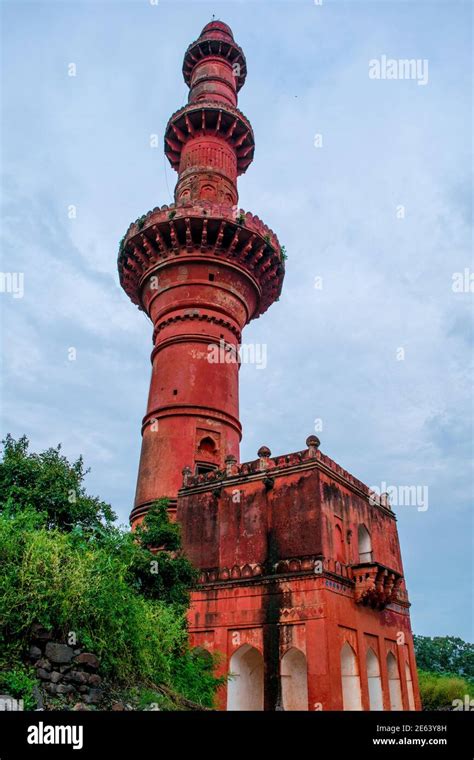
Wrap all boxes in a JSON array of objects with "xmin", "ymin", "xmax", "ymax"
[
  {"xmin": 366, "ymin": 648, "xmax": 384, "ymax": 710},
  {"xmin": 405, "ymin": 661, "xmax": 416, "ymax": 710},
  {"xmin": 227, "ymin": 645, "xmax": 264, "ymax": 711},
  {"xmin": 340, "ymin": 643, "xmax": 362, "ymax": 710},
  {"xmin": 198, "ymin": 436, "xmax": 217, "ymax": 454},
  {"xmin": 387, "ymin": 652, "xmax": 403, "ymax": 710},
  {"xmin": 334, "ymin": 523, "xmax": 345, "ymax": 564},
  {"xmin": 280, "ymin": 648, "xmax": 308, "ymax": 711},
  {"xmin": 358, "ymin": 525, "xmax": 372, "ymax": 562}
]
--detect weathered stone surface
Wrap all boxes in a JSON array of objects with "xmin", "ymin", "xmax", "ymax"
[
  {"xmin": 84, "ymin": 688, "xmax": 102, "ymax": 704},
  {"xmin": 49, "ymin": 671, "xmax": 62, "ymax": 684},
  {"xmin": 56, "ymin": 684, "xmax": 75, "ymax": 695},
  {"xmin": 72, "ymin": 702, "xmax": 89, "ymax": 711},
  {"xmin": 35, "ymin": 658, "xmax": 51, "ymax": 671},
  {"xmin": 73, "ymin": 652, "xmax": 99, "ymax": 669},
  {"xmin": 28, "ymin": 645, "xmax": 42, "ymax": 660},
  {"xmin": 111, "ymin": 701, "xmax": 125, "ymax": 711},
  {"xmin": 68, "ymin": 671, "xmax": 87, "ymax": 685},
  {"xmin": 37, "ymin": 668, "xmax": 51, "ymax": 681},
  {"xmin": 78, "ymin": 685, "xmax": 89, "ymax": 694},
  {"xmin": 45, "ymin": 643, "xmax": 74, "ymax": 664},
  {"xmin": 87, "ymin": 674, "xmax": 102, "ymax": 687},
  {"xmin": 32, "ymin": 684, "xmax": 44, "ymax": 710}
]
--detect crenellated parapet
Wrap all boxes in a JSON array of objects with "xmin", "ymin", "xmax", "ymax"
[{"xmin": 180, "ymin": 436, "xmax": 394, "ymax": 515}]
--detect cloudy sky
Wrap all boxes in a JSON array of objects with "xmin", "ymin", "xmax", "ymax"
[{"xmin": 1, "ymin": 0, "xmax": 472, "ymax": 640}]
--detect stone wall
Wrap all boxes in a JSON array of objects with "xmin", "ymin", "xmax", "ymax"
[{"xmin": 28, "ymin": 625, "xmax": 103, "ymax": 710}]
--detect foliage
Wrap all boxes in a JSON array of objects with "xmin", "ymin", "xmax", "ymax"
[
  {"xmin": 418, "ymin": 669, "xmax": 473, "ymax": 711},
  {"xmin": 0, "ymin": 435, "xmax": 115, "ymax": 532},
  {"xmin": 0, "ymin": 436, "xmax": 223, "ymax": 709},
  {"xmin": 414, "ymin": 635, "xmax": 474, "ymax": 679},
  {"xmin": 0, "ymin": 664, "xmax": 37, "ymax": 709}
]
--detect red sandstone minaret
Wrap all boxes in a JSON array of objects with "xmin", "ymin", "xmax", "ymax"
[
  {"xmin": 119, "ymin": 20, "xmax": 284, "ymax": 526},
  {"xmin": 119, "ymin": 21, "xmax": 421, "ymax": 713}
]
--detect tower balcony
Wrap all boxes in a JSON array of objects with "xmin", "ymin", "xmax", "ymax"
[
  {"xmin": 350, "ymin": 562, "xmax": 404, "ymax": 609},
  {"xmin": 118, "ymin": 201, "xmax": 285, "ymax": 319},
  {"xmin": 164, "ymin": 101, "xmax": 255, "ymax": 176}
]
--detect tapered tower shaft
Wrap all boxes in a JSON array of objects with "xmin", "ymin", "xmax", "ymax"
[{"xmin": 118, "ymin": 21, "xmax": 284, "ymax": 524}]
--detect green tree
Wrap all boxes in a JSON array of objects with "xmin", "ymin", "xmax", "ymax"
[
  {"xmin": 0, "ymin": 434, "xmax": 115, "ymax": 531},
  {"xmin": 414, "ymin": 635, "xmax": 474, "ymax": 679}
]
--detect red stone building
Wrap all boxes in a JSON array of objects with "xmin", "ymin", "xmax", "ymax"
[{"xmin": 118, "ymin": 20, "xmax": 421, "ymax": 711}]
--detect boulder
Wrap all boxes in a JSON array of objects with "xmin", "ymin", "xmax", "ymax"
[
  {"xmin": 74, "ymin": 653, "xmax": 99, "ymax": 669},
  {"xmin": 35, "ymin": 658, "xmax": 51, "ymax": 672},
  {"xmin": 84, "ymin": 688, "xmax": 102, "ymax": 704},
  {"xmin": 56, "ymin": 684, "xmax": 75, "ymax": 695},
  {"xmin": 45, "ymin": 643, "xmax": 74, "ymax": 664},
  {"xmin": 68, "ymin": 671, "xmax": 87, "ymax": 685},
  {"xmin": 28, "ymin": 645, "xmax": 42, "ymax": 660}
]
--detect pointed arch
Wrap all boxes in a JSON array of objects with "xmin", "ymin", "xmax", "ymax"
[
  {"xmin": 366, "ymin": 648, "xmax": 384, "ymax": 710},
  {"xmin": 280, "ymin": 648, "xmax": 308, "ymax": 711},
  {"xmin": 387, "ymin": 652, "xmax": 403, "ymax": 710},
  {"xmin": 358, "ymin": 524, "xmax": 372, "ymax": 562},
  {"xmin": 334, "ymin": 523, "xmax": 345, "ymax": 563},
  {"xmin": 198, "ymin": 436, "xmax": 217, "ymax": 454},
  {"xmin": 227, "ymin": 645, "xmax": 264, "ymax": 711},
  {"xmin": 340, "ymin": 642, "xmax": 362, "ymax": 710},
  {"xmin": 405, "ymin": 661, "xmax": 416, "ymax": 710}
]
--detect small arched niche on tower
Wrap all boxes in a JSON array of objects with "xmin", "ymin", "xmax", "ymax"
[{"xmin": 195, "ymin": 432, "xmax": 220, "ymax": 475}]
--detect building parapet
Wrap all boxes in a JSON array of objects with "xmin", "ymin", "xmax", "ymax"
[{"xmin": 180, "ymin": 435, "xmax": 394, "ymax": 516}]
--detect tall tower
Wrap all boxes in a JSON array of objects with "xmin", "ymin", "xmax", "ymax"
[
  {"xmin": 119, "ymin": 21, "xmax": 420, "ymax": 713},
  {"xmin": 119, "ymin": 20, "xmax": 284, "ymax": 526}
]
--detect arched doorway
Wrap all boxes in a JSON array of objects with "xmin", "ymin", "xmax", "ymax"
[
  {"xmin": 280, "ymin": 648, "xmax": 308, "ymax": 711},
  {"xmin": 387, "ymin": 652, "xmax": 403, "ymax": 710},
  {"xmin": 227, "ymin": 645, "xmax": 264, "ymax": 711},
  {"xmin": 405, "ymin": 661, "xmax": 416, "ymax": 710},
  {"xmin": 340, "ymin": 642, "xmax": 362, "ymax": 710},
  {"xmin": 366, "ymin": 648, "xmax": 384, "ymax": 710}
]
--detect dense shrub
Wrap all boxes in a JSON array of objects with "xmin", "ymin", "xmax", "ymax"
[
  {"xmin": 418, "ymin": 669, "xmax": 473, "ymax": 711},
  {"xmin": 0, "ymin": 436, "xmax": 223, "ymax": 709}
]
